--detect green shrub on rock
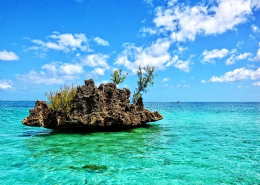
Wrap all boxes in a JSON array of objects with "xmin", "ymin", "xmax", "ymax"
[
  {"xmin": 111, "ymin": 69, "xmax": 128, "ymax": 85},
  {"xmin": 44, "ymin": 84, "xmax": 77, "ymax": 112}
]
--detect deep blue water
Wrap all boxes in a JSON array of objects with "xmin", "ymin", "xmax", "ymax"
[{"xmin": 0, "ymin": 101, "xmax": 260, "ymax": 184}]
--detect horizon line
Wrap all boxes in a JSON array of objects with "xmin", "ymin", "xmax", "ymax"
[{"xmin": 0, "ymin": 100, "xmax": 259, "ymax": 103}]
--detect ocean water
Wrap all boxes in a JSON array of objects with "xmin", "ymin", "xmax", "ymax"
[{"xmin": 0, "ymin": 101, "xmax": 260, "ymax": 185}]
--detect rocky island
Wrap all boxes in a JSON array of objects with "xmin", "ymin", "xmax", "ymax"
[{"xmin": 22, "ymin": 79, "xmax": 163, "ymax": 130}]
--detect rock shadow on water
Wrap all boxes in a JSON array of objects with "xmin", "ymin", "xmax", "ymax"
[{"xmin": 28, "ymin": 124, "xmax": 153, "ymax": 137}]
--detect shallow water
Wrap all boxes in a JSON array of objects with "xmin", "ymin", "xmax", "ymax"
[{"xmin": 0, "ymin": 101, "xmax": 260, "ymax": 184}]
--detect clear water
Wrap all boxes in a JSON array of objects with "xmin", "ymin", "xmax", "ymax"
[{"xmin": 0, "ymin": 101, "xmax": 260, "ymax": 184}]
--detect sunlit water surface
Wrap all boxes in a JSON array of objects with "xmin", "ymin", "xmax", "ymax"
[{"xmin": 0, "ymin": 101, "xmax": 260, "ymax": 184}]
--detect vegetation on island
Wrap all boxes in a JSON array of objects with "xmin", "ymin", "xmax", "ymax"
[
  {"xmin": 44, "ymin": 66, "xmax": 156, "ymax": 111},
  {"xmin": 44, "ymin": 84, "xmax": 77, "ymax": 112},
  {"xmin": 110, "ymin": 69, "xmax": 128, "ymax": 85},
  {"xmin": 110, "ymin": 66, "xmax": 157, "ymax": 103}
]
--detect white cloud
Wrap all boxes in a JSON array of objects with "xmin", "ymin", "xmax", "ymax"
[
  {"xmin": 152, "ymin": 0, "xmax": 257, "ymax": 42},
  {"xmin": 154, "ymin": 7, "xmax": 177, "ymax": 32},
  {"xmin": 0, "ymin": 50, "xmax": 19, "ymax": 61},
  {"xmin": 257, "ymin": 48, "xmax": 260, "ymax": 62},
  {"xmin": 172, "ymin": 59, "xmax": 191, "ymax": 72},
  {"xmin": 57, "ymin": 63, "xmax": 83, "ymax": 76},
  {"xmin": 167, "ymin": 0, "xmax": 178, "ymax": 7},
  {"xmin": 209, "ymin": 67, "xmax": 260, "ymax": 83},
  {"xmin": 81, "ymin": 54, "xmax": 109, "ymax": 69},
  {"xmin": 28, "ymin": 32, "xmax": 92, "ymax": 53},
  {"xmin": 230, "ymin": 48, "xmax": 237, "ymax": 54},
  {"xmin": 226, "ymin": 52, "xmax": 252, "ymax": 65},
  {"xmin": 163, "ymin": 84, "xmax": 169, "ymax": 87},
  {"xmin": 91, "ymin": 68, "xmax": 106, "ymax": 76},
  {"xmin": 236, "ymin": 41, "xmax": 244, "ymax": 47},
  {"xmin": 256, "ymin": 42, "xmax": 260, "ymax": 61},
  {"xmin": 183, "ymin": 84, "xmax": 190, "ymax": 87},
  {"xmin": 115, "ymin": 39, "xmax": 171, "ymax": 73},
  {"xmin": 162, "ymin": 77, "xmax": 170, "ymax": 82},
  {"xmin": 251, "ymin": 24, "xmax": 259, "ymax": 33},
  {"xmin": 167, "ymin": 55, "xmax": 192, "ymax": 72},
  {"xmin": 94, "ymin": 37, "xmax": 109, "ymax": 46},
  {"xmin": 176, "ymin": 43, "xmax": 188, "ymax": 52},
  {"xmin": 165, "ymin": 55, "xmax": 178, "ymax": 67},
  {"xmin": 16, "ymin": 62, "xmax": 84, "ymax": 85},
  {"xmin": 236, "ymin": 52, "xmax": 252, "ymax": 60},
  {"xmin": 202, "ymin": 48, "xmax": 229, "ymax": 64},
  {"xmin": 201, "ymin": 79, "xmax": 206, "ymax": 83},
  {"xmin": 115, "ymin": 39, "xmax": 192, "ymax": 73},
  {"xmin": 251, "ymin": 0, "xmax": 260, "ymax": 8},
  {"xmin": 35, "ymin": 52, "xmax": 47, "ymax": 59},
  {"xmin": 0, "ymin": 79, "xmax": 12, "ymax": 90},
  {"xmin": 252, "ymin": 81, "xmax": 260, "ymax": 86},
  {"xmin": 248, "ymin": 42, "xmax": 260, "ymax": 62},
  {"xmin": 238, "ymin": 85, "xmax": 243, "ymax": 88},
  {"xmin": 139, "ymin": 27, "xmax": 158, "ymax": 36},
  {"xmin": 143, "ymin": 0, "xmax": 153, "ymax": 6},
  {"xmin": 225, "ymin": 55, "xmax": 236, "ymax": 65},
  {"xmin": 247, "ymin": 64, "xmax": 256, "ymax": 68},
  {"xmin": 202, "ymin": 48, "xmax": 252, "ymax": 65}
]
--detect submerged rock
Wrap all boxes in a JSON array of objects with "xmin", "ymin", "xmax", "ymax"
[
  {"xmin": 69, "ymin": 164, "xmax": 108, "ymax": 172},
  {"xmin": 22, "ymin": 79, "xmax": 163, "ymax": 130},
  {"xmin": 82, "ymin": 164, "xmax": 108, "ymax": 171}
]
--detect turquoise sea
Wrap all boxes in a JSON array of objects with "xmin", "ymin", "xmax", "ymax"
[{"xmin": 0, "ymin": 101, "xmax": 260, "ymax": 184}]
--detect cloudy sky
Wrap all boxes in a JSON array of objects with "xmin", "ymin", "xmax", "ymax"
[{"xmin": 0, "ymin": 0, "xmax": 259, "ymax": 101}]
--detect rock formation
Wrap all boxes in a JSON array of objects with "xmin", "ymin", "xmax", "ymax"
[{"xmin": 22, "ymin": 79, "xmax": 163, "ymax": 130}]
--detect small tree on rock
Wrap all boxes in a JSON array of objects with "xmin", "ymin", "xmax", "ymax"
[
  {"xmin": 111, "ymin": 69, "xmax": 128, "ymax": 85},
  {"xmin": 132, "ymin": 65, "xmax": 157, "ymax": 103}
]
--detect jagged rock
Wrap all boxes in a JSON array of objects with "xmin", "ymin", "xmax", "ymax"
[{"xmin": 22, "ymin": 79, "xmax": 163, "ymax": 130}]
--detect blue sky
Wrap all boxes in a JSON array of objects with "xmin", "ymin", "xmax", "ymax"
[{"xmin": 0, "ymin": 0, "xmax": 259, "ymax": 102}]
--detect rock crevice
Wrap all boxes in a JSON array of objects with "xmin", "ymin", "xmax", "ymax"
[{"xmin": 22, "ymin": 79, "xmax": 163, "ymax": 129}]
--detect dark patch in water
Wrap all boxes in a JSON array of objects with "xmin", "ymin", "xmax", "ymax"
[
  {"xmin": 11, "ymin": 162, "xmax": 25, "ymax": 168},
  {"xmin": 69, "ymin": 166, "xmax": 78, "ymax": 170},
  {"xmin": 82, "ymin": 164, "xmax": 108, "ymax": 172},
  {"xmin": 69, "ymin": 164, "xmax": 108, "ymax": 173},
  {"xmin": 20, "ymin": 130, "xmax": 51, "ymax": 137}
]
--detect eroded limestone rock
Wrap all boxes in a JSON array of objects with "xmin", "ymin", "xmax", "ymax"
[{"xmin": 22, "ymin": 79, "xmax": 163, "ymax": 130}]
